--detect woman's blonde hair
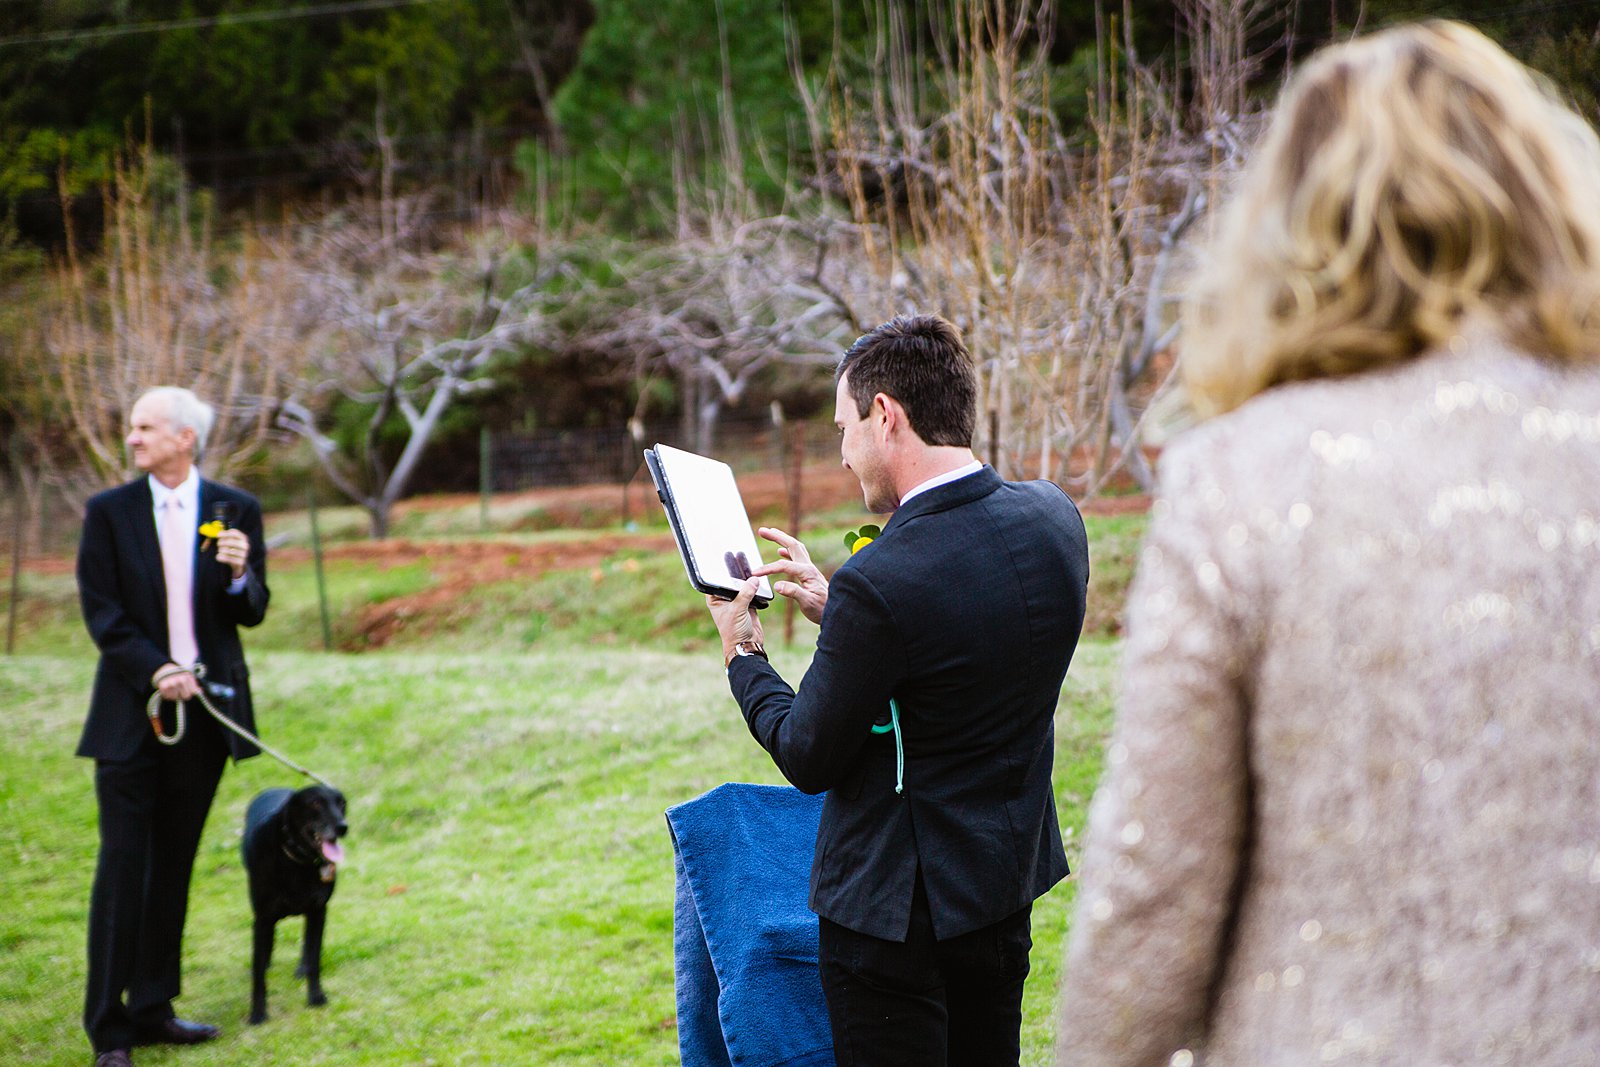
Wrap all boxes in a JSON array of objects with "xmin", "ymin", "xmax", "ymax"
[{"xmin": 1182, "ymin": 20, "xmax": 1600, "ymax": 417}]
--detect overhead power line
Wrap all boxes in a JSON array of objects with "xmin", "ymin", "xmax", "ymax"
[{"xmin": 0, "ymin": 0, "xmax": 441, "ymax": 49}]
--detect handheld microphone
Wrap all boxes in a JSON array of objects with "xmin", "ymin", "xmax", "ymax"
[{"xmin": 208, "ymin": 501, "xmax": 238, "ymax": 566}]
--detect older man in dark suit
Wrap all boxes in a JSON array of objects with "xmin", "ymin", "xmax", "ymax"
[
  {"xmin": 707, "ymin": 315, "xmax": 1089, "ymax": 1066},
  {"xmin": 76, "ymin": 386, "xmax": 269, "ymax": 1067}
]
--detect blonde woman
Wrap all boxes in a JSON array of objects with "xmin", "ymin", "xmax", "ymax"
[{"xmin": 1056, "ymin": 21, "xmax": 1600, "ymax": 1067}]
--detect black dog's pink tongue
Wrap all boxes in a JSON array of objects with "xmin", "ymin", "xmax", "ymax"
[{"xmin": 321, "ymin": 839, "xmax": 345, "ymax": 865}]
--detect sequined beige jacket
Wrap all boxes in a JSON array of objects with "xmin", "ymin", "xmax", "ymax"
[{"xmin": 1056, "ymin": 336, "xmax": 1600, "ymax": 1067}]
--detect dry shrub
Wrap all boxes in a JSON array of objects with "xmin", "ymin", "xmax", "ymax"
[{"xmin": 44, "ymin": 136, "xmax": 313, "ymax": 485}]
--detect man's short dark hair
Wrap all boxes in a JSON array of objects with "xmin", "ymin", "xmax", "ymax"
[{"xmin": 836, "ymin": 315, "xmax": 977, "ymax": 447}]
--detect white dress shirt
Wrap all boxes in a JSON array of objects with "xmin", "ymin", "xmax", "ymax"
[
  {"xmin": 148, "ymin": 469, "xmax": 201, "ymax": 530},
  {"xmin": 149, "ymin": 471, "xmax": 247, "ymax": 595},
  {"xmin": 898, "ymin": 460, "xmax": 984, "ymax": 508}
]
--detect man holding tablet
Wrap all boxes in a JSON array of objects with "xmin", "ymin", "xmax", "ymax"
[{"xmin": 706, "ymin": 314, "xmax": 1090, "ymax": 1067}]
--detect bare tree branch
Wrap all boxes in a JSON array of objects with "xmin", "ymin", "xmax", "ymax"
[{"xmin": 274, "ymin": 202, "xmax": 558, "ymax": 537}]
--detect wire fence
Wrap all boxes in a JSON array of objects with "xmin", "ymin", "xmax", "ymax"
[
  {"xmin": 0, "ymin": 409, "xmax": 855, "ymax": 653},
  {"xmin": 0, "ymin": 411, "xmax": 843, "ymax": 558},
  {"xmin": 486, "ymin": 411, "xmax": 838, "ymax": 492}
]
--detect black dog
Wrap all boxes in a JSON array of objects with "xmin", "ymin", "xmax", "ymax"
[{"xmin": 242, "ymin": 785, "xmax": 348, "ymax": 1024}]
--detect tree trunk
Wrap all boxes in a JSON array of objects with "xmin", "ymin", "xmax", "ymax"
[
  {"xmin": 367, "ymin": 501, "xmax": 390, "ymax": 540},
  {"xmin": 1106, "ymin": 377, "xmax": 1155, "ymax": 492},
  {"xmin": 679, "ymin": 367, "xmax": 699, "ymax": 445},
  {"xmin": 695, "ymin": 394, "xmax": 722, "ymax": 456}
]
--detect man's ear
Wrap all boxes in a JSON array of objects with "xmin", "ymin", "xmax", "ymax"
[{"xmin": 873, "ymin": 393, "xmax": 901, "ymax": 440}]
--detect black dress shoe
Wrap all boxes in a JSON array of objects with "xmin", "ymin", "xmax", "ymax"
[
  {"xmin": 93, "ymin": 1051, "xmax": 133, "ymax": 1067},
  {"xmin": 133, "ymin": 1018, "xmax": 220, "ymax": 1046}
]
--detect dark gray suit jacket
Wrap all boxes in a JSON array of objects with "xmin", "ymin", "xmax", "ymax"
[
  {"xmin": 728, "ymin": 467, "xmax": 1089, "ymax": 940},
  {"xmin": 76, "ymin": 477, "xmax": 270, "ymax": 762}
]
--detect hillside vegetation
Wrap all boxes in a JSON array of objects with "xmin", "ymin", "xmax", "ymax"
[{"xmin": 5, "ymin": 1, "xmax": 1597, "ymax": 542}]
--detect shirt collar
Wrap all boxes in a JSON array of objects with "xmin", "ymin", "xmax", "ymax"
[
  {"xmin": 149, "ymin": 468, "xmax": 201, "ymax": 514},
  {"xmin": 898, "ymin": 460, "xmax": 984, "ymax": 508}
]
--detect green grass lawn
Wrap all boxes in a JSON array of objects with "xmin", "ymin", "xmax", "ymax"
[
  {"xmin": 0, "ymin": 642, "xmax": 1117, "ymax": 1066},
  {"xmin": 0, "ymin": 509, "xmax": 1134, "ymax": 1065}
]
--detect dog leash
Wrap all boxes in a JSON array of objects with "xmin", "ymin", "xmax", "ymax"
[{"xmin": 147, "ymin": 663, "xmax": 338, "ymax": 790}]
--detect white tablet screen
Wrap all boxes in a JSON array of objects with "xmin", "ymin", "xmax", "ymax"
[{"xmin": 650, "ymin": 444, "xmax": 774, "ymax": 602}]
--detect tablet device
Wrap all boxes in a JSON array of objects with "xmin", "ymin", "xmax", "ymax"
[{"xmin": 645, "ymin": 444, "xmax": 773, "ymax": 608}]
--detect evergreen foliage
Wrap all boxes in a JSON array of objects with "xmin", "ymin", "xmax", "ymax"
[
  {"xmin": 0, "ymin": 0, "xmax": 592, "ymax": 244},
  {"xmin": 521, "ymin": 0, "xmax": 808, "ymax": 231},
  {"xmin": 2, "ymin": 1, "xmax": 1593, "ymax": 246}
]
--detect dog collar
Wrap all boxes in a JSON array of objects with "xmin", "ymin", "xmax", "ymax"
[{"xmin": 281, "ymin": 840, "xmax": 321, "ymax": 866}]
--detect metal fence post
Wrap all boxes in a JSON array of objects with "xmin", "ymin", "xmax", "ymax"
[
  {"xmin": 479, "ymin": 426, "xmax": 492, "ymax": 534},
  {"xmin": 308, "ymin": 488, "xmax": 333, "ymax": 652},
  {"xmin": 625, "ymin": 417, "xmax": 646, "ymax": 528},
  {"xmin": 5, "ymin": 473, "xmax": 20, "ymax": 656}
]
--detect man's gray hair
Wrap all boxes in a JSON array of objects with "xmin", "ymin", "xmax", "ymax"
[{"xmin": 138, "ymin": 386, "xmax": 216, "ymax": 464}]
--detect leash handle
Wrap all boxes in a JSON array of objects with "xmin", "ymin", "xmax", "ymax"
[
  {"xmin": 144, "ymin": 664, "xmax": 338, "ymax": 790},
  {"xmin": 147, "ymin": 663, "xmax": 204, "ymax": 744}
]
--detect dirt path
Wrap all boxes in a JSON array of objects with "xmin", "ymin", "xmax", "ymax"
[
  {"xmin": 280, "ymin": 468, "xmax": 1144, "ymax": 648},
  {"xmin": 271, "ymin": 534, "xmax": 678, "ymax": 647}
]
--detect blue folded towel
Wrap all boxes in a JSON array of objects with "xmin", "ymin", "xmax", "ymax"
[{"xmin": 666, "ymin": 783, "xmax": 835, "ymax": 1067}]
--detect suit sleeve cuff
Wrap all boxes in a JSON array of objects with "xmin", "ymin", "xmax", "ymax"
[{"xmin": 725, "ymin": 649, "xmax": 775, "ymax": 699}]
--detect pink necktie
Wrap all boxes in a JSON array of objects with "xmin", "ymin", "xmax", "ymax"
[{"xmin": 160, "ymin": 496, "xmax": 199, "ymax": 666}]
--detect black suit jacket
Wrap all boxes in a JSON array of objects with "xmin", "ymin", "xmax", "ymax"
[
  {"xmin": 728, "ymin": 467, "xmax": 1089, "ymax": 941},
  {"xmin": 76, "ymin": 477, "xmax": 270, "ymax": 762}
]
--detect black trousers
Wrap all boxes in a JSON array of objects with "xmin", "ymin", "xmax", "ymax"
[
  {"xmin": 818, "ymin": 877, "xmax": 1033, "ymax": 1067},
  {"xmin": 84, "ymin": 713, "xmax": 228, "ymax": 1053}
]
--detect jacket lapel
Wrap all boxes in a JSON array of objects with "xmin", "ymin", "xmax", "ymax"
[
  {"xmin": 126, "ymin": 478, "xmax": 168, "ymax": 611},
  {"xmin": 194, "ymin": 479, "xmax": 216, "ymax": 608}
]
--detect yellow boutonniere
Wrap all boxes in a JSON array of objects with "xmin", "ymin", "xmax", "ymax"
[
  {"xmin": 843, "ymin": 525, "xmax": 881, "ymax": 555},
  {"xmin": 198, "ymin": 520, "xmax": 225, "ymax": 551}
]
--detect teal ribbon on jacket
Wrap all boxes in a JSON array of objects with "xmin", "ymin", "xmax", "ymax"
[{"xmin": 869, "ymin": 698, "xmax": 904, "ymax": 796}]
